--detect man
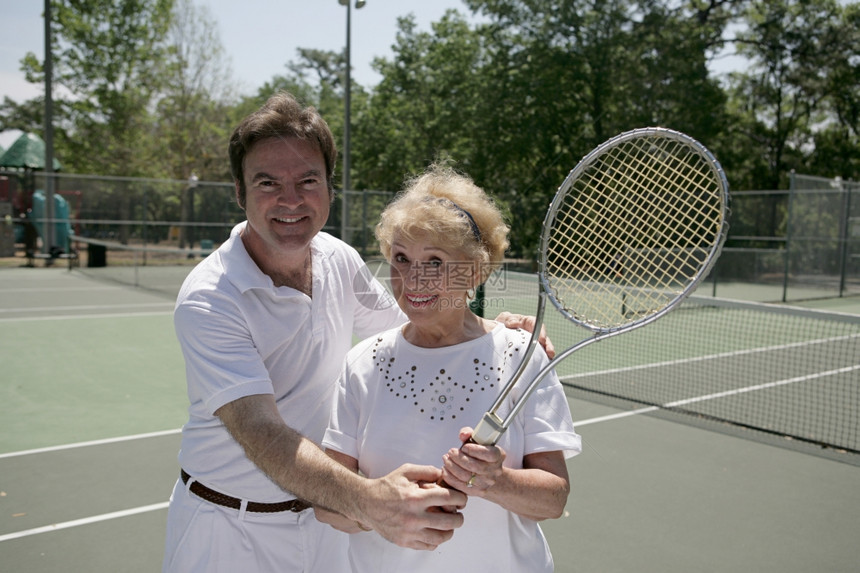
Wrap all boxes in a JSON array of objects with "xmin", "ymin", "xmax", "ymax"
[{"xmin": 163, "ymin": 92, "xmax": 549, "ymax": 572}]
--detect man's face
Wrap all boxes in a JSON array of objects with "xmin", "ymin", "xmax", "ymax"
[{"xmin": 238, "ymin": 136, "xmax": 330, "ymax": 261}]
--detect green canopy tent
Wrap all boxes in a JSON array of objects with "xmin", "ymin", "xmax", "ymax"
[{"xmin": 0, "ymin": 132, "xmax": 62, "ymax": 171}]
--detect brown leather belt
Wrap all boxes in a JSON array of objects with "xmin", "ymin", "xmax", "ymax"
[{"xmin": 181, "ymin": 469, "xmax": 312, "ymax": 513}]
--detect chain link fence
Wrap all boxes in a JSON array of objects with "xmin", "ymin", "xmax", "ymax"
[
  {"xmin": 704, "ymin": 173, "xmax": 860, "ymax": 302},
  {"xmin": 0, "ymin": 170, "xmax": 394, "ymax": 260},
  {"xmin": 2, "ymin": 169, "xmax": 857, "ymax": 303}
]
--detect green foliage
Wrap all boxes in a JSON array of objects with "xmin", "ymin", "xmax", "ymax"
[
  {"xmin": 37, "ymin": 0, "xmax": 175, "ymax": 176},
  {"xmin": 1, "ymin": 0, "xmax": 857, "ymax": 256},
  {"xmin": 353, "ymin": 0, "xmax": 741, "ymax": 255},
  {"xmin": 152, "ymin": 0, "xmax": 239, "ymax": 183},
  {"xmin": 725, "ymin": 0, "xmax": 857, "ymax": 188},
  {"xmin": 356, "ymin": 13, "xmax": 487, "ymax": 187}
]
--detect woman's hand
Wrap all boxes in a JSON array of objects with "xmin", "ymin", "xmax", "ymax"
[
  {"xmin": 441, "ymin": 427, "xmax": 506, "ymax": 496},
  {"xmin": 441, "ymin": 427, "xmax": 571, "ymax": 521}
]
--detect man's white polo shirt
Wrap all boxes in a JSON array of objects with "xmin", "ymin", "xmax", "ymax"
[{"xmin": 173, "ymin": 224, "xmax": 404, "ymax": 502}]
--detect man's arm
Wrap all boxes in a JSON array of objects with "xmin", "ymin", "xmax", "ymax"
[
  {"xmin": 313, "ymin": 451, "xmax": 368, "ymax": 534},
  {"xmin": 216, "ymin": 394, "xmax": 466, "ymax": 550}
]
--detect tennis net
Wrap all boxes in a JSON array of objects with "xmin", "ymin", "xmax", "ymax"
[
  {"xmin": 70, "ymin": 250, "xmax": 860, "ymax": 461},
  {"xmin": 481, "ymin": 270, "xmax": 860, "ymax": 460},
  {"xmin": 68, "ymin": 234, "xmax": 215, "ymax": 298}
]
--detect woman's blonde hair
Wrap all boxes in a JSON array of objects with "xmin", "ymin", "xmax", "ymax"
[{"xmin": 376, "ymin": 164, "xmax": 509, "ymax": 286}]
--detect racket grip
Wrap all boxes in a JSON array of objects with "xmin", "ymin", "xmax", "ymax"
[{"xmin": 471, "ymin": 412, "xmax": 505, "ymax": 446}]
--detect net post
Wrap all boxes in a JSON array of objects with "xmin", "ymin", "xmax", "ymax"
[{"xmin": 470, "ymin": 284, "xmax": 485, "ymax": 318}]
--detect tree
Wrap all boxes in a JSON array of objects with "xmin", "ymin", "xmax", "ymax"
[
  {"xmin": 154, "ymin": 0, "xmax": 238, "ymax": 181},
  {"xmin": 356, "ymin": 12, "xmax": 489, "ymax": 190},
  {"xmin": 375, "ymin": 0, "xmax": 735, "ymax": 255},
  {"xmin": 726, "ymin": 0, "xmax": 854, "ymax": 188},
  {"xmin": 152, "ymin": 0, "xmax": 241, "ymax": 246},
  {"xmin": 19, "ymin": 0, "xmax": 176, "ymax": 177},
  {"xmin": 809, "ymin": 1, "xmax": 860, "ymax": 180},
  {"xmin": 341, "ymin": 0, "xmax": 747, "ymax": 255},
  {"xmin": 0, "ymin": 98, "xmax": 44, "ymax": 140},
  {"xmin": 627, "ymin": 1, "xmax": 730, "ymax": 136}
]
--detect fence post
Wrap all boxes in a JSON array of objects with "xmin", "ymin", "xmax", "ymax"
[
  {"xmin": 782, "ymin": 171, "xmax": 796, "ymax": 303},
  {"xmin": 362, "ymin": 190, "xmax": 368, "ymax": 257},
  {"xmin": 837, "ymin": 178, "xmax": 850, "ymax": 297}
]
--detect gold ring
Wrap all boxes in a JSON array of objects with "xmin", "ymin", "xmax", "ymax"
[{"xmin": 467, "ymin": 473, "xmax": 476, "ymax": 488}]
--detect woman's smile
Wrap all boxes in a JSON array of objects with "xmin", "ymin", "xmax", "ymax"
[{"xmin": 404, "ymin": 292, "xmax": 440, "ymax": 308}]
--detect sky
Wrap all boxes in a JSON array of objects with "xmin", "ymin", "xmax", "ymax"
[
  {"xmin": 0, "ymin": 0, "xmax": 743, "ymax": 151},
  {"xmin": 0, "ymin": 0, "xmax": 484, "ymax": 149}
]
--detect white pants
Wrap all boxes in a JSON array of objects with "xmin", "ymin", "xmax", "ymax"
[{"xmin": 162, "ymin": 478, "xmax": 350, "ymax": 573}]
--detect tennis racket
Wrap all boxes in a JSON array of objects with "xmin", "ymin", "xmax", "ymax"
[{"xmin": 471, "ymin": 126, "xmax": 730, "ymax": 446}]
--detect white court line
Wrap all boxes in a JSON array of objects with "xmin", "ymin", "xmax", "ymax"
[
  {"xmin": 2, "ymin": 364, "xmax": 853, "ymax": 543},
  {"xmin": 0, "ymin": 503, "xmax": 170, "ymax": 543},
  {"xmin": 0, "ymin": 428, "xmax": 181, "ymax": 460},
  {"xmin": 662, "ymin": 364, "xmax": 860, "ymax": 408},
  {"xmin": 0, "ymin": 310, "xmax": 174, "ymax": 323},
  {"xmin": 0, "ymin": 286, "xmax": 120, "ymax": 293},
  {"xmin": 574, "ymin": 406, "xmax": 660, "ymax": 426},
  {"xmin": 0, "ymin": 429, "xmax": 182, "ymax": 543},
  {"xmin": 0, "ymin": 302, "xmax": 173, "ymax": 314},
  {"xmin": 570, "ymin": 364, "xmax": 860, "ymax": 425},
  {"xmin": 0, "ymin": 401, "xmax": 695, "ymax": 545},
  {"xmin": 561, "ymin": 332, "xmax": 860, "ymax": 381}
]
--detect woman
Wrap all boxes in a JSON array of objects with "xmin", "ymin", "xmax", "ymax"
[{"xmin": 317, "ymin": 165, "xmax": 581, "ymax": 571}]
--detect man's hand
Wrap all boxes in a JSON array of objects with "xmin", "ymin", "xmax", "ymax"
[
  {"xmin": 360, "ymin": 464, "xmax": 467, "ymax": 550},
  {"xmin": 314, "ymin": 506, "xmax": 369, "ymax": 534},
  {"xmin": 217, "ymin": 397, "xmax": 464, "ymax": 548},
  {"xmin": 494, "ymin": 311, "xmax": 555, "ymax": 359}
]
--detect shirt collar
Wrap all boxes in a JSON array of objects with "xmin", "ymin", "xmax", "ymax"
[{"xmin": 221, "ymin": 221, "xmax": 334, "ymax": 295}]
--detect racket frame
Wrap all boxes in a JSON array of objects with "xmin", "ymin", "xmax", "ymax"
[{"xmin": 472, "ymin": 127, "xmax": 729, "ymax": 446}]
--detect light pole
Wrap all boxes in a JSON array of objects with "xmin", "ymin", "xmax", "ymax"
[
  {"xmin": 44, "ymin": 0, "xmax": 55, "ymax": 258},
  {"xmin": 187, "ymin": 172, "xmax": 199, "ymax": 250},
  {"xmin": 339, "ymin": 0, "xmax": 366, "ymax": 243}
]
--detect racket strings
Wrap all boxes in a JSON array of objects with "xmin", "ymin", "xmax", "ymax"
[{"xmin": 545, "ymin": 136, "xmax": 724, "ymax": 329}]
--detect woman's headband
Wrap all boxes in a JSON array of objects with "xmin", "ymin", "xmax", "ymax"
[{"xmin": 430, "ymin": 197, "xmax": 482, "ymax": 243}]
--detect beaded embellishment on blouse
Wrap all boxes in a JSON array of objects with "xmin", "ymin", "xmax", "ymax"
[{"xmin": 372, "ymin": 330, "xmax": 526, "ymax": 422}]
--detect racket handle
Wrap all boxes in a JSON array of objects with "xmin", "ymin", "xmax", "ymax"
[{"xmin": 471, "ymin": 412, "xmax": 505, "ymax": 446}]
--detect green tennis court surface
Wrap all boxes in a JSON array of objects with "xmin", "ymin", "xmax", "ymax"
[{"xmin": 1, "ymin": 266, "xmax": 858, "ymax": 572}]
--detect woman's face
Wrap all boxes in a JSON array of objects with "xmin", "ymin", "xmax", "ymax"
[{"xmin": 388, "ymin": 230, "xmax": 476, "ymax": 325}]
